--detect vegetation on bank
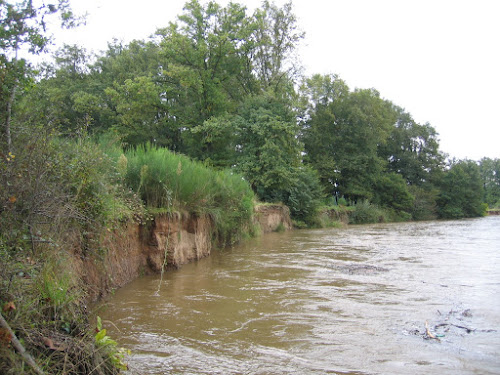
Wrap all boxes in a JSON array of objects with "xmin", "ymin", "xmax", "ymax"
[
  {"xmin": 0, "ymin": 133, "xmax": 139, "ymax": 373},
  {"xmin": 122, "ymin": 143, "xmax": 256, "ymax": 244},
  {"xmin": 1, "ymin": 0, "xmax": 499, "ymax": 373}
]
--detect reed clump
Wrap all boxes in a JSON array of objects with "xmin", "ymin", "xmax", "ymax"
[{"xmin": 122, "ymin": 144, "xmax": 255, "ymax": 245}]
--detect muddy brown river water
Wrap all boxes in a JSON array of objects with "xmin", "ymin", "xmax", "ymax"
[{"xmin": 98, "ymin": 217, "xmax": 500, "ymax": 374}]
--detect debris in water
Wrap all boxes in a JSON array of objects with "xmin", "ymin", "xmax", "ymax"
[
  {"xmin": 425, "ymin": 321, "xmax": 440, "ymax": 342},
  {"xmin": 408, "ymin": 308, "xmax": 497, "ymax": 342}
]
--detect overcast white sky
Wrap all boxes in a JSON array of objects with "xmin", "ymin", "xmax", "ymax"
[{"xmin": 52, "ymin": 0, "xmax": 500, "ymax": 161}]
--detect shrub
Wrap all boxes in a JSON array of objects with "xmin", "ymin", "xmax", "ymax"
[
  {"xmin": 349, "ymin": 200, "xmax": 387, "ymax": 224},
  {"xmin": 0, "ymin": 129, "xmax": 141, "ymax": 373},
  {"xmin": 409, "ymin": 185, "xmax": 438, "ymax": 221},
  {"xmin": 285, "ymin": 166, "xmax": 324, "ymax": 225},
  {"xmin": 373, "ymin": 172, "xmax": 414, "ymax": 213}
]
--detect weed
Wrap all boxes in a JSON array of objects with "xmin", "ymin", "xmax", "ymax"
[
  {"xmin": 95, "ymin": 316, "xmax": 130, "ymax": 371},
  {"xmin": 275, "ymin": 223, "xmax": 286, "ymax": 232}
]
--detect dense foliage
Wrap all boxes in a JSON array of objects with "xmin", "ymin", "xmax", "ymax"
[
  {"xmin": 2, "ymin": 0, "xmax": 491, "ymax": 226},
  {"xmin": 437, "ymin": 160, "xmax": 488, "ymax": 219}
]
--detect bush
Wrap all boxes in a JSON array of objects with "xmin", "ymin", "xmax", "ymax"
[
  {"xmin": 0, "ymin": 129, "xmax": 141, "ymax": 373},
  {"xmin": 58, "ymin": 138, "xmax": 141, "ymax": 225},
  {"xmin": 349, "ymin": 200, "xmax": 387, "ymax": 224},
  {"xmin": 285, "ymin": 166, "xmax": 324, "ymax": 225},
  {"xmin": 409, "ymin": 185, "xmax": 438, "ymax": 221},
  {"xmin": 373, "ymin": 172, "xmax": 414, "ymax": 213}
]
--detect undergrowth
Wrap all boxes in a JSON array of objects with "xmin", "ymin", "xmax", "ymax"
[
  {"xmin": 348, "ymin": 200, "xmax": 388, "ymax": 224},
  {"xmin": 0, "ymin": 129, "xmax": 140, "ymax": 373}
]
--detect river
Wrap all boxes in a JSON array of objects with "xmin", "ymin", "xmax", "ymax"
[{"xmin": 98, "ymin": 217, "xmax": 500, "ymax": 374}]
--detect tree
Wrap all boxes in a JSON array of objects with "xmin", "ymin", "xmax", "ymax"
[
  {"xmin": 190, "ymin": 114, "xmax": 238, "ymax": 168},
  {"xmin": 286, "ymin": 166, "xmax": 324, "ymax": 224},
  {"xmin": 18, "ymin": 44, "xmax": 97, "ymax": 133},
  {"xmin": 1, "ymin": 0, "xmax": 80, "ymax": 152},
  {"xmin": 105, "ymin": 76, "xmax": 172, "ymax": 147},
  {"xmin": 372, "ymin": 172, "xmax": 414, "ymax": 213},
  {"xmin": 479, "ymin": 157, "xmax": 500, "ymax": 208},
  {"xmin": 437, "ymin": 159, "xmax": 487, "ymax": 218},
  {"xmin": 379, "ymin": 108, "xmax": 444, "ymax": 186},
  {"xmin": 89, "ymin": 40, "xmax": 169, "ymax": 139},
  {"xmin": 233, "ymin": 94, "xmax": 302, "ymax": 201},
  {"xmin": 303, "ymin": 82, "xmax": 398, "ymax": 202},
  {"xmin": 153, "ymin": 0, "xmax": 305, "ymax": 159},
  {"xmin": 154, "ymin": 0, "xmax": 261, "ymax": 158},
  {"xmin": 301, "ymin": 74, "xmax": 349, "ymax": 194},
  {"xmin": 95, "ymin": 39, "xmax": 163, "ymax": 85},
  {"xmin": 157, "ymin": 1, "xmax": 253, "ymax": 123},
  {"xmin": 335, "ymin": 89, "xmax": 398, "ymax": 201},
  {"xmin": 253, "ymin": 1, "xmax": 304, "ymax": 93}
]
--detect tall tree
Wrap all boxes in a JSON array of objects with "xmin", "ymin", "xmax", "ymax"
[
  {"xmin": 437, "ymin": 159, "xmax": 487, "ymax": 218},
  {"xmin": 105, "ymin": 76, "xmax": 172, "ymax": 147},
  {"xmin": 157, "ymin": 1, "xmax": 252, "ymax": 121},
  {"xmin": 19, "ymin": 44, "xmax": 96, "ymax": 133},
  {"xmin": 1, "ymin": 0, "xmax": 80, "ymax": 152},
  {"xmin": 303, "ymin": 82, "xmax": 398, "ymax": 202},
  {"xmin": 379, "ymin": 108, "xmax": 444, "ymax": 186},
  {"xmin": 155, "ymin": 0, "xmax": 258, "ymax": 158},
  {"xmin": 233, "ymin": 94, "xmax": 301, "ymax": 200},
  {"xmin": 301, "ymin": 74, "xmax": 349, "ymax": 194},
  {"xmin": 253, "ymin": 0, "xmax": 304, "ymax": 93},
  {"xmin": 89, "ymin": 40, "xmax": 166, "ymax": 137}
]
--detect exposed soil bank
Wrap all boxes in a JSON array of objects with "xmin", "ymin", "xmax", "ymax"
[
  {"xmin": 320, "ymin": 208, "xmax": 350, "ymax": 225},
  {"xmin": 487, "ymin": 209, "xmax": 500, "ymax": 215},
  {"xmin": 254, "ymin": 204, "xmax": 293, "ymax": 233},
  {"xmin": 80, "ymin": 206, "xmax": 291, "ymax": 302}
]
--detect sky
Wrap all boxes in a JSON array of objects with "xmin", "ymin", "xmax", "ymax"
[{"xmin": 50, "ymin": 0, "xmax": 500, "ymax": 160}]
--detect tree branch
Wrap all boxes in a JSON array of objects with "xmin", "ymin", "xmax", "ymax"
[{"xmin": 0, "ymin": 312, "xmax": 45, "ymax": 375}]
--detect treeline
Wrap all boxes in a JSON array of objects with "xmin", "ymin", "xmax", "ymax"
[{"xmin": 2, "ymin": 0, "xmax": 499, "ymax": 226}]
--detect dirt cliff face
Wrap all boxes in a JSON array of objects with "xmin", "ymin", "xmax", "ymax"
[
  {"xmin": 254, "ymin": 204, "xmax": 293, "ymax": 233},
  {"xmin": 145, "ymin": 214, "xmax": 212, "ymax": 272},
  {"xmin": 78, "ymin": 213, "xmax": 213, "ymax": 302}
]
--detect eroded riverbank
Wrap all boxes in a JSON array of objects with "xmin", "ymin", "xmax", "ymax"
[{"xmin": 98, "ymin": 217, "xmax": 500, "ymax": 374}]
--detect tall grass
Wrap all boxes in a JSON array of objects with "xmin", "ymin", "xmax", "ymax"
[{"xmin": 122, "ymin": 144, "xmax": 255, "ymax": 244}]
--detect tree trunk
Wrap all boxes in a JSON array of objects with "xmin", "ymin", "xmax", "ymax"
[{"xmin": 5, "ymin": 82, "xmax": 16, "ymax": 154}]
